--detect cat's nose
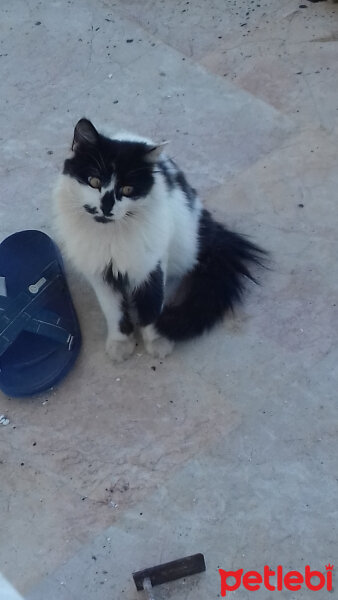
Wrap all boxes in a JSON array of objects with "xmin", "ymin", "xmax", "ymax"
[{"xmin": 101, "ymin": 192, "xmax": 115, "ymax": 216}]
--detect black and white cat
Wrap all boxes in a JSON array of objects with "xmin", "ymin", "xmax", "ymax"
[{"xmin": 54, "ymin": 119, "xmax": 265, "ymax": 361}]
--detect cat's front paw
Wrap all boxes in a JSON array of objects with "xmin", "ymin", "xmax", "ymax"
[
  {"xmin": 144, "ymin": 336, "xmax": 174, "ymax": 359},
  {"xmin": 105, "ymin": 336, "xmax": 136, "ymax": 362}
]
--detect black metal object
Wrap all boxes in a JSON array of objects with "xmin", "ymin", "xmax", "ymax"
[{"xmin": 133, "ymin": 553, "xmax": 206, "ymax": 591}]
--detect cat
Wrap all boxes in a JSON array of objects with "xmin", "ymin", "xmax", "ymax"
[{"xmin": 53, "ymin": 118, "xmax": 266, "ymax": 362}]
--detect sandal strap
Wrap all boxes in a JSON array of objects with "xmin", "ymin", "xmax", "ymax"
[
  {"xmin": 24, "ymin": 309, "xmax": 75, "ymax": 350},
  {"xmin": 0, "ymin": 261, "xmax": 75, "ymax": 356}
]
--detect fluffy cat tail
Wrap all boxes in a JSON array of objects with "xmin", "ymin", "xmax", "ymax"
[{"xmin": 156, "ymin": 210, "xmax": 267, "ymax": 342}]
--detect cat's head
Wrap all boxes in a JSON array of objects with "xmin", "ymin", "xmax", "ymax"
[{"xmin": 63, "ymin": 119, "xmax": 165, "ymax": 223}]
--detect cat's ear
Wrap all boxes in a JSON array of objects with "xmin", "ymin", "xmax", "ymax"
[
  {"xmin": 72, "ymin": 118, "xmax": 99, "ymax": 151},
  {"xmin": 144, "ymin": 141, "xmax": 169, "ymax": 163}
]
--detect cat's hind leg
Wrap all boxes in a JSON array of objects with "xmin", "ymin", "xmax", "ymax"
[
  {"xmin": 142, "ymin": 324, "xmax": 174, "ymax": 359},
  {"xmin": 133, "ymin": 263, "xmax": 174, "ymax": 358}
]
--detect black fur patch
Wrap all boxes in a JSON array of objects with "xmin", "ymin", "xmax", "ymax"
[
  {"xmin": 100, "ymin": 192, "xmax": 115, "ymax": 216},
  {"xmin": 94, "ymin": 215, "xmax": 113, "ymax": 224},
  {"xmin": 133, "ymin": 263, "xmax": 164, "ymax": 327},
  {"xmin": 175, "ymin": 170, "xmax": 197, "ymax": 210},
  {"xmin": 64, "ymin": 120, "xmax": 155, "ymax": 211},
  {"xmin": 102, "ymin": 264, "xmax": 129, "ymax": 293},
  {"xmin": 158, "ymin": 160, "xmax": 175, "ymax": 190},
  {"xmin": 83, "ymin": 204, "xmax": 98, "ymax": 215},
  {"xmin": 119, "ymin": 300, "xmax": 134, "ymax": 335},
  {"xmin": 158, "ymin": 159, "xmax": 197, "ymax": 210},
  {"xmin": 102, "ymin": 265, "xmax": 133, "ymax": 335},
  {"xmin": 156, "ymin": 210, "xmax": 266, "ymax": 341}
]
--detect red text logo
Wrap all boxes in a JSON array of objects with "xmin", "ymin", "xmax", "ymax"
[{"xmin": 218, "ymin": 564, "xmax": 333, "ymax": 596}]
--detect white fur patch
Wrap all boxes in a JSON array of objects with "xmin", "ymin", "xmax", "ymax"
[
  {"xmin": 142, "ymin": 325, "xmax": 174, "ymax": 358},
  {"xmin": 106, "ymin": 336, "xmax": 136, "ymax": 362}
]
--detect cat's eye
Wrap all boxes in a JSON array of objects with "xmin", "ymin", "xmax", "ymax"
[
  {"xmin": 122, "ymin": 185, "xmax": 134, "ymax": 197},
  {"xmin": 88, "ymin": 176, "xmax": 101, "ymax": 190}
]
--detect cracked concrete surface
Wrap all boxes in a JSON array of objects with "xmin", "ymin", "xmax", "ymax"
[{"xmin": 0, "ymin": 0, "xmax": 337, "ymax": 598}]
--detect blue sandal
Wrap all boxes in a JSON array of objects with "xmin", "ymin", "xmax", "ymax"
[{"xmin": 0, "ymin": 230, "xmax": 81, "ymax": 397}]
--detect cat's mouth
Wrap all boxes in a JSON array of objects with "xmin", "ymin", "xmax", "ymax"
[
  {"xmin": 83, "ymin": 204, "xmax": 114, "ymax": 223},
  {"xmin": 83, "ymin": 203, "xmax": 134, "ymax": 224},
  {"xmin": 94, "ymin": 215, "xmax": 114, "ymax": 224}
]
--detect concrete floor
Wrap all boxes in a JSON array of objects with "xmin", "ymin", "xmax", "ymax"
[{"xmin": 0, "ymin": 0, "xmax": 337, "ymax": 598}]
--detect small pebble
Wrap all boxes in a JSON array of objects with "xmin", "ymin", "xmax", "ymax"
[{"xmin": 0, "ymin": 415, "xmax": 10, "ymax": 426}]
